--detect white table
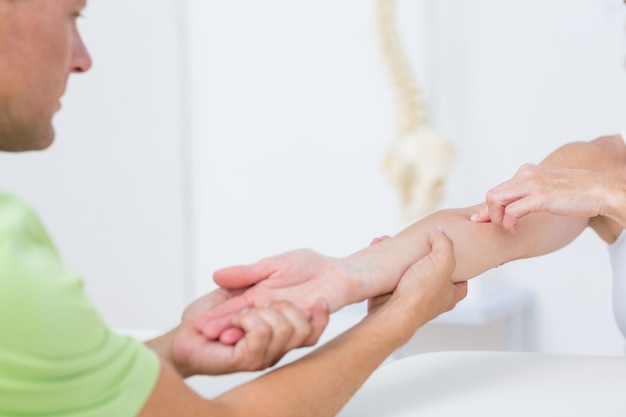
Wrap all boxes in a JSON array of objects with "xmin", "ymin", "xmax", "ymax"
[
  {"xmin": 338, "ymin": 350, "xmax": 626, "ymax": 417},
  {"xmin": 430, "ymin": 284, "xmax": 535, "ymax": 351}
]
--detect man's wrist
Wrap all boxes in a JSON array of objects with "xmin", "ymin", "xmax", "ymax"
[{"xmin": 144, "ymin": 328, "xmax": 181, "ymax": 374}]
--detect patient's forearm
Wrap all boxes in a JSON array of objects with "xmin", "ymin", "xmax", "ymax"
[{"xmin": 346, "ymin": 204, "xmax": 588, "ymax": 303}]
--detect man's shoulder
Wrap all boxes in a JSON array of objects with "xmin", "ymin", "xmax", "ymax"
[
  {"xmin": 0, "ymin": 190, "xmax": 54, "ymax": 247},
  {"xmin": 0, "ymin": 191, "xmax": 38, "ymax": 227},
  {"xmin": 0, "ymin": 190, "xmax": 33, "ymax": 212}
]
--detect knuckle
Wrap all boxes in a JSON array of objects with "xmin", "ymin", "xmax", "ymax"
[
  {"xmin": 255, "ymin": 323, "xmax": 271, "ymax": 340},
  {"xmin": 244, "ymin": 361, "xmax": 262, "ymax": 372},
  {"xmin": 295, "ymin": 323, "xmax": 311, "ymax": 341},
  {"xmin": 302, "ymin": 333, "xmax": 318, "ymax": 347},
  {"xmin": 277, "ymin": 321, "xmax": 294, "ymax": 337}
]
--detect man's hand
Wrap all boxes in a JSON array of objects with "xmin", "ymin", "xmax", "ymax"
[
  {"xmin": 145, "ymin": 289, "xmax": 329, "ymax": 377},
  {"xmin": 367, "ymin": 229, "xmax": 467, "ymax": 342},
  {"xmin": 196, "ymin": 250, "xmax": 360, "ymax": 342}
]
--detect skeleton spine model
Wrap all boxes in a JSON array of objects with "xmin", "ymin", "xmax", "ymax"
[{"xmin": 377, "ymin": 0, "xmax": 457, "ymax": 220}]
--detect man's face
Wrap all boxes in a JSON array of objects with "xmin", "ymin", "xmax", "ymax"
[{"xmin": 0, "ymin": 0, "xmax": 91, "ymax": 152}]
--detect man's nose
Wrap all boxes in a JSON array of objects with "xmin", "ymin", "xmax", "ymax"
[{"xmin": 71, "ymin": 32, "xmax": 92, "ymax": 73}]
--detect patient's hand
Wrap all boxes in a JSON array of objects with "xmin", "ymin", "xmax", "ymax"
[
  {"xmin": 200, "ymin": 236, "xmax": 397, "ymax": 343},
  {"xmin": 196, "ymin": 250, "xmax": 361, "ymax": 342}
]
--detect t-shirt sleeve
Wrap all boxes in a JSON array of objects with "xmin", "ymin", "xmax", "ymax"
[{"xmin": 0, "ymin": 193, "xmax": 160, "ymax": 417}]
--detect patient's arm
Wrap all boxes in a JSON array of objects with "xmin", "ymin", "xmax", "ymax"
[
  {"xmin": 352, "ymin": 135, "xmax": 626, "ymax": 295},
  {"xmin": 200, "ymin": 208, "xmax": 583, "ymax": 341},
  {"xmin": 344, "ymin": 206, "xmax": 586, "ymax": 299},
  {"xmin": 201, "ymin": 135, "xmax": 626, "ymax": 339}
]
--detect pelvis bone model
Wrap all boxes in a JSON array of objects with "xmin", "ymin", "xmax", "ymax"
[{"xmin": 377, "ymin": 0, "xmax": 456, "ymax": 220}]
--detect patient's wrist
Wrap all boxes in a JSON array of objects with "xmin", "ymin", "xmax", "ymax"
[{"xmin": 342, "ymin": 248, "xmax": 401, "ymax": 304}]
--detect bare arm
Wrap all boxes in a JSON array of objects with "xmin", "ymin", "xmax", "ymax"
[
  {"xmin": 209, "ymin": 200, "xmax": 586, "ymax": 316},
  {"xmin": 201, "ymin": 135, "xmax": 626, "ymax": 339},
  {"xmin": 347, "ymin": 206, "xmax": 587, "ymax": 299},
  {"xmin": 138, "ymin": 231, "xmax": 466, "ymax": 417},
  {"xmin": 350, "ymin": 135, "xmax": 626, "ymax": 299}
]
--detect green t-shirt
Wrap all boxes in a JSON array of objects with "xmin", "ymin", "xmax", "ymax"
[{"xmin": 0, "ymin": 192, "xmax": 160, "ymax": 416}]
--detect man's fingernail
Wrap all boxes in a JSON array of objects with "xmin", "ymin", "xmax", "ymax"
[{"xmin": 470, "ymin": 213, "xmax": 478, "ymax": 222}]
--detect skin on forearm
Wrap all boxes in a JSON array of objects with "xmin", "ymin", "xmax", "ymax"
[
  {"xmin": 346, "ymin": 206, "xmax": 588, "ymax": 303},
  {"xmin": 214, "ymin": 307, "xmax": 411, "ymax": 417},
  {"xmin": 344, "ymin": 136, "xmax": 626, "ymax": 305}
]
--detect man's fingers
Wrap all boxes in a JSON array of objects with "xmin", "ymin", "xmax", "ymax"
[
  {"xmin": 303, "ymin": 298, "xmax": 330, "ymax": 346},
  {"xmin": 453, "ymin": 281, "xmax": 468, "ymax": 305},
  {"xmin": 429, "ymin": 228, "xmax": 455, "ymax": 272},
  {"xmin": 233, "ymin": 306, "xmax": 296, "ymax": 369},
  {"xmin": 264, "ymin": 301, "xmax": 310, "ymax": 353},
  {"xmin": 230, "ymin": 312, "xmax": 273, "ymax": 370}
]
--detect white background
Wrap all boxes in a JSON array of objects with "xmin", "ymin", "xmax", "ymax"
[{"xmin": 2, "ymin": 0, "xmax": 626, "ymax": 357}]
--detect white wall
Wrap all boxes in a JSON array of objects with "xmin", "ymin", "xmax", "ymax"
[{"xmin": 185, "ymin": 0, "xmax": 416, "ymax": 275}]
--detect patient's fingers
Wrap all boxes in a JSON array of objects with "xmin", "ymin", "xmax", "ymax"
[
  {"xmin": 197, "ymin": 295, "xmax": 252, "ymax": 337},
  {"xmin": 219, "ymin": 327, "xmax": 245, "ymax": 345},
  {"xmin": 213, "ymin": 259, "xmax": 275, "ymax": 289}
]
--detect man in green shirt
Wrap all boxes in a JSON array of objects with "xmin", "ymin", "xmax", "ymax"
[
  {"xmin": 0, "ymin": 1, "xmax": 466, "ymax": 416},
  {"xmin": 0, "ymin": 192, "xmax": 159, "ymax": 416}
]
